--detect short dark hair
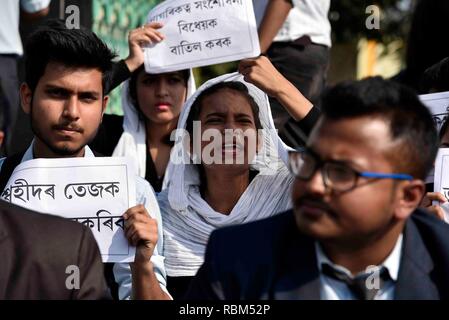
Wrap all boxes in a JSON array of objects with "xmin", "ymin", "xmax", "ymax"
[
  {"xmin": 186, "ymin": 81, "xmax": 262, "ymax": 136},
  {"xmin": 24, "ymin": 19, "xmax": 116, "ymax": 95},
  {"xmin": 128, "ymin": 65, "xmax": 190, "ymax": 121},
  {"xmin": 420, "ymin": 57, "xmax": 449, "ymax": 93},
  {"xmin": 320, "ymin": 76, "xmax": 438, "ymax": 180}
]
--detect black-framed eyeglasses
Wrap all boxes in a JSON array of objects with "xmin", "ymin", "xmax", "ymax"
[{"xmin": 288, "ymin": 149, "xmax": 413, "ymax": 192}]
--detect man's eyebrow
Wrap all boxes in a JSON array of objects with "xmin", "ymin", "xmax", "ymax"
[
  {"xmin": 44, "ymin": 84, "xmax": 72, "ymax": 93},
  {"xmin": 44, "ymin": 85, "xmax": 100, "ymax": 97},
  {"xmin": 78, "ymin": 91, "xmax": 100, "ymax": 98},
  {"xmin": 307, "ymin": 146, "xmax": 365, "ymax": 170}
]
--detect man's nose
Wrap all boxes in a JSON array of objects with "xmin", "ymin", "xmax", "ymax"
[
  {"xmin": 304, "ymin": 169, "xmax": 327, "ymax": 196},
  {"xmin": 63, "ymin": 96, "xmax": 80, "ymax": 120}
]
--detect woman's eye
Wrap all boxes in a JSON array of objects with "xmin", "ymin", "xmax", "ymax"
[
  {"xmin": 169, "ymin": 77, "xmax": 182, "ymax": 84},
  {"xmin": 206, "ymin": 118, "xmax": 222, "ymax": 124},
  {"xmin": 142, "ymin": 78, "xmax": 155, "ymax": 85}
]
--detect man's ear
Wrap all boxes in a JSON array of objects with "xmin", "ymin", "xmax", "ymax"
[
  {"xmin": 395, "ymin": 180, "xmax": 426, "ymax": 220},
  {"xmin": 100, "ymin": 95, "xmax": 109, "ymax": 122},
  {"xmin": 20, "ymin": 83, "xmax": 33, "ymax": 114}
]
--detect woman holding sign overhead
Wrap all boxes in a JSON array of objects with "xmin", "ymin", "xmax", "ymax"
[
  {"xmin": 89, "ymin": 22, "xmax": 195, "ymax": 300},
  {"xmin": 91, "ymin": 23, "xmax": 196, "ymax": 194},
  {"xmin": 110, "ymin": 66, "xmax": 195, "ymax": 193}
]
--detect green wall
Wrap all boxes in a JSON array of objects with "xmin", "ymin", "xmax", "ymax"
[{"xmin": 92, "ymin": 0, "xmax": 162, "ymax": 115}]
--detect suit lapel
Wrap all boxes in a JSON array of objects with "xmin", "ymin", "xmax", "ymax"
[
  {"xmin": 271, "ymin": 214, "xmax": 321, "ymax": 300},
  {"xmin": 270, "ymin": 213, "xmax": 440, "ymax": 300},
  {"xmin": 395, "ymin": 218, "xmax": 439, "ymax": 300},
  {"xmin": 0, "ymin": 209, "xmax": 12, "ymax": 298}
]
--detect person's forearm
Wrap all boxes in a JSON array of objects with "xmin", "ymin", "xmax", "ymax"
[
  {"xmin": 274, "ymin": 80, "xmax": 313, "ymax": 121},
  {"xmin": 125, "ymin": 57, "xmax": 142, "ymax": 74},
  {"xmin": 131, "ymin": 262, "xmax": 171, "ymax": 300},
  {"xmin": 258, "ymin": 0, "xmax": 293, "ymax": 53},
  {"xmin": 105, "ymin": 60, "xmax": 132, "ymax": 94}
]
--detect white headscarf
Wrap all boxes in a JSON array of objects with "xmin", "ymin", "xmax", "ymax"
[
  {"xmin": 112, "ymin": 70, "xmax": 196, "ymax": 179},
  {"xmin": 159, "ymin": 72, "xmax": 295, "ymax": 277}
]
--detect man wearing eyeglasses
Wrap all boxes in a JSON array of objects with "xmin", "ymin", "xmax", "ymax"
[{"xmin": 186, "ymin": 77, "xmax": 449, "ymax": 300}]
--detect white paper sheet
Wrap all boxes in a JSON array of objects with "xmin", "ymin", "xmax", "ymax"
[
  {"xmin": 144, "ymin": 0, "xmax": 260, "ymax": 73},
  {"xmin": 432, "ymin": 148, "xmax": 449, "ymax": 223},
  {"xmin": 0, "ymin": 157, "xmax": 137, "ymax": 263},
  {"xmin": 420, "ymin": 91, "xmax": 449, "ymax": 132},
  {"xmin": 420, "ymin": 92, "xmax": 449, "ymax": 184}
]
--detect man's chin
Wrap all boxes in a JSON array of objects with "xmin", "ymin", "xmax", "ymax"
[
  {"xmin": 48, "ymin": 142, "xmax": 85, "ymax": 157},
  {"xmin": 294, "ymin": 207, "xmax": 336, "ymax": 240}
]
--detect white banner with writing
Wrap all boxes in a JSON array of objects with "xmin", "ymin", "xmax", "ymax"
[
  {"xmin": 144, "ymin": 0, "xmax": 260, "ymax": 73},
  {"xmin": 1, "ymin": 157, "xmax": 137, "ymax": 263},
  {"xmin": 433, "ymin": 148, "xmax": 449, "ymax": 222},
  {"xmin": 420, "ymin": 91, "xmax": 449, "ymax": 184},
  {"xmin": 420, "ymin": 91, "xmax": 449, "ymax": 132}
]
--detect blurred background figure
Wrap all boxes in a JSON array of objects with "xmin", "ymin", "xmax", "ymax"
[
  {"xmin": 420, "ymin": 57, "xmax": 449, "ymax": 94},
  {"xmin": 254, "ymin": 0, "xmax": 331, "ymax": 148},
  {"xmin": 0, "ymin": 0, "xmax": 50, "ymax": 156},
  {"xmin": 396, "ymin": 0, "xmax": 449, "ymax": 92}
]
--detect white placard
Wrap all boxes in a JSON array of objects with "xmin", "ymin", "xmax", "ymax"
[
  {"xmin": 433, "ymin": 148, "xmax": 449, "ymax": 222},
  {"xmin": 420, "ymin": 91, "xmax": 449, "ymax": 132},
  {"xmin": 420, "ymin": 92, "xmax": 449, "ymax": 184},
  {"xmin": 144, "ymin": 0, "xmax": 260, "ymax": 73},
  {"xmin": 0, "ymin": 157, "xmax": 136, "ymax": 263}
]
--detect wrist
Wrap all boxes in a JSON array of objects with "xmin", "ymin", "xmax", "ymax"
[
  {"xmin": 124, "ymin": 56, "xmax": 142, "ymax": 73},
  {"xmin": 273, "ymin": 78, "xmax": 293, "ymax": 100},
  {"xmin": 131, "ymin": 259, "xmax": 154, "ymax": 275}
]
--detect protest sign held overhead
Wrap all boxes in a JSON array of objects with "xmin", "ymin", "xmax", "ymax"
[
  {"xmin": 144, "ymin": 0, "xmax": 260, "ymax": 73},
  {"xmin": 420, "ymin": 91, "xmax": 449, "ymax": 132}
]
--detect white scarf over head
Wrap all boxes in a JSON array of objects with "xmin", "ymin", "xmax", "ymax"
[
  {"xmin": 112, "ymin": 70, "xmax": 196, "ymax": 180},
  {"xmin": 159, "ymin": 72, "xmax": 295, "ymax": 277}
]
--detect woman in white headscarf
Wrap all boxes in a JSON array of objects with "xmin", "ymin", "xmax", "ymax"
[
  {"xmin": 111, "ymin": 67, "xmax": 196, "ymax": 192},
  {"xmin": 156, "ymin": 56, "xmax": 315, "ymax": 299}
]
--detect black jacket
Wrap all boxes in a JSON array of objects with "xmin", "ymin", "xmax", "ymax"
[
  {"xmin": 186, "ymin": 208, "xmax": 449, "ymax": 300},
  {"xmin": 0, "ymin": 200, "xmax": 110, "ymax": 299}
]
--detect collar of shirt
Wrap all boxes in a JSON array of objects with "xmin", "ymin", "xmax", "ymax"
[
  {"xmin": 315, "ymin": 233, "xmax": 403, "ymax": 282},
  {"xmin": 22, "ymin": 139, "xmax": 95, "ymax": 163}
]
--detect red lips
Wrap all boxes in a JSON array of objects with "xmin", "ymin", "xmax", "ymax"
[{"xmin": 155, "ymin": 102, "xmax": 171, "ymax": 111}]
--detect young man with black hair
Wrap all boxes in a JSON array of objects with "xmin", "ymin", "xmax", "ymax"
[
  {"xmin": 420, "ymin": 57, "xmax": 449, "ymax": 94},
  {"xmin": 0, "ymin": 20, "xmax": 170, "ymax": 300},
  {"xmin": 186, "ymin": 77, "xmax": 449, "ymax": 300}
]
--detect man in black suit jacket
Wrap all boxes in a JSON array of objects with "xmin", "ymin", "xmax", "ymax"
[
  {"xmin": 186, "ymin": 77, "xmax": 449, "ymax": 300},
  {"xmin": 0, "ymin": 200, "xmax": 110, "ymax": 299}
]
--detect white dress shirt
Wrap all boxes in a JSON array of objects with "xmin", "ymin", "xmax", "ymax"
[
  {"xmin": 252, "ymin": 0, "xmax": 332, "ymax": 47},
  {"xmin": 0, "ymin": 140, "xmax": 170, "ymax": 299},
  {"xmin": 315, "ymin": 234, "xmax": 403, "ymax": 300},
  {"xmin": 0, "ymin": 0, "xmax": 51, "ymax": 55}
]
